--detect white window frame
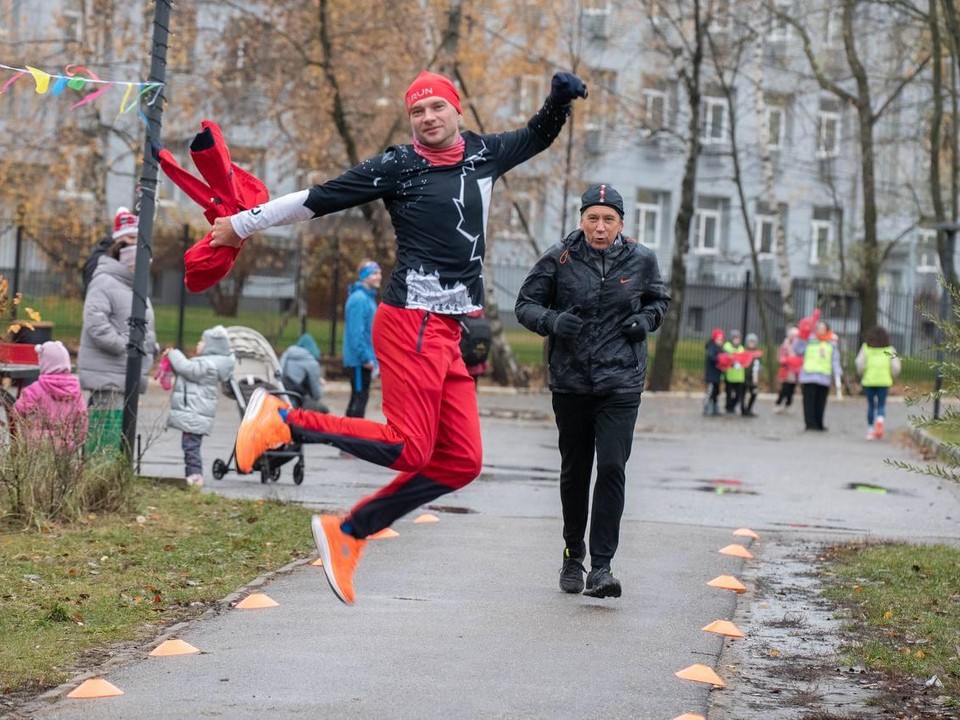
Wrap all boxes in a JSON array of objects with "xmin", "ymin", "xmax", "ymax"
[
  {"xmin": 700, "ymin": 96, "xmax": 727, "ymax": 145},
  {"xmin": 765, "ymin": 105, "xmax": 784, "ymax": 150},
  {"xmin": 62, "ymin": 0, "xmax": 84, "ymax": 44},
  {"xmin": 643, "ymin": 88, "xmax": 667, "ymax": 132},
  {"xmin": 583, "ymin": 0, "xmax": 611, "ymax": 38},
  {"xmin": 825, "ymin": 7, "xmax": 843, "ymax": 47},
  {"xmin": 768, "ymin": 4, "xmax": 791, "ymax": 42},
  {"xmin": 634, "ymin": 193, "xmax": 662, "ymax": 248},
  {"xmin": 516, "ymin": 74, "xmax": 544, "ymax": 120},
  {"xmin": 694, "ymin": 203, "xmax": 722, "ymax": 254},
  {"xmin": 708, "ymin": 0, "xmax": 731, "ymax": 32},
  {"xmin": 916, "ymin": 229, "xmax": 940, "ymax": 273},
  {"xmin": 755, "ymin": 214, "xmax": 776, "ymax": 256},
  {"xmin": 817, "ymin": 109, "xmax": 840, "ymax": 158},
  {"xmin": 810, "ymin": 219, "xmax": 833, "ymax": 264}
]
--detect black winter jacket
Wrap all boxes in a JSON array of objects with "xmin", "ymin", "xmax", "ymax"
[{"xmin": 516, "ymin": 230, "xmax": 670, "ymax": 394}]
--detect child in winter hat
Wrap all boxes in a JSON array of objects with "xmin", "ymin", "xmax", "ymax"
[{"xmin": 12, "ymin": 340, "xmax": 88, "ymax": 452}]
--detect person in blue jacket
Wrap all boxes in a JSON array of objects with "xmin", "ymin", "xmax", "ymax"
[
  {"xmin": 279, "ymin": 333, "xmax": 328, "ymax": 413},
  {"xmin": 343, "ymin": 260, "xmax": 381, "ymax": 420}
]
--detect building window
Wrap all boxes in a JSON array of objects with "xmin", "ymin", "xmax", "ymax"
[
  {"xmin": 62, "ymin": 0, "xmax": 84, "ymax": 44},
  {"xmin": 689, "ymin": 306, "xmax": 705, "ymax": 333},
  {"xmin": 916, "ymin": 228, "xmax": 939, "ymax": 273},
  {"xmin": 809, "ymin": 208, "xmax": 836, "ymax": 265},
  {"xmin": 768, "ymin": 3, "xmax": 791, "ymax": 42},
  {"xmin": 755, "ymin": 214, "xmax": 776, "ymax": 256},
  {"xmin": 507, "ymin": 192, "xmax": 537, "ymax": 237},
  {"xmin": 700, "ymin": 96, "xmax": 727, "ymax": 145},
  {"xmin": 708, "ymin": 0, "xmax": 731, "ymax": 32},
  {"xmin": 694, "ymin": 197, "xmax": 723, "ymax": 254},
  {"xmin": 583, "ymin": 69, "xmax": 617, "ymax": 150},
  {"xmin": 634, "ymin": 189, "xmax": 662, "ymax": 247},
  {"xmin": 583, "ymin": 0, "xmax": 611, "ymax": 39},
  {"xmin": 817, "ymin": 104, "xmax": 840, "ymax": 158},
  {"xmin": 515, "ymin": 73, "xmax": 544, "ymax": 119},
  {"xmin": 766, "ymin": 104, "xmax": 784, "ymax": 149},
  {"xmin": 643, "ymin": 88, "xmax": 668, "ymax": 133},
  {"xmin": 825, "ymin": 7, "xmax": 843, "ymax": 47}
]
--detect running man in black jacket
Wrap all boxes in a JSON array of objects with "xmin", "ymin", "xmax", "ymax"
[
  {"xmin": 211, "ymin": 69, "xmax": 587, "ymax": 604},
  {"xmin": 516, "ymin": 184, "xmax": 670, "ymax": 598}
]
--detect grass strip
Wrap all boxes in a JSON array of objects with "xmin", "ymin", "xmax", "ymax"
[
  {"xmin": 822, "ymin": 542, "xmax": 960, "ymax": 698},
  {"xmin": 0, "ymin": 480, "xmax": 313, "ymax": 697}
]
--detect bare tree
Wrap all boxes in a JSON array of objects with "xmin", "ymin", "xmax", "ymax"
[
  {"xmin": 777, "ymin": 0, "xmax": 930, "ymax": 335},
  {"xmin": 647, "ymin": 0, "xmax": 707, "ymax": 391}
]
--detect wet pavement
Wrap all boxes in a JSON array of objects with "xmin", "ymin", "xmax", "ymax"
[{"xmin": 13, "ymin": 382, "xmax": 960, "ymax": 720}]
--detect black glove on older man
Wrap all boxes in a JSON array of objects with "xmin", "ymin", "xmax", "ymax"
[
  {"xmin": 552, "ymin": 307, "xmax": 583, "ymax": 340},
  {"xmin": 549, "ymin": 72, "xmax": 588, "ymax": 105},
  {"xmin": 622, "ymin": 315, "xmax": 648, "ymax": 342}
]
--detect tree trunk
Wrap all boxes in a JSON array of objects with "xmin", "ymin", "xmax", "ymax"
[
  {"xmin": 647, "ymin": 0, "xmax": 704, "ymax": 391},
  {"xmin": 843, "ymin": 2, "xmax": 879, "ymax": 335}
]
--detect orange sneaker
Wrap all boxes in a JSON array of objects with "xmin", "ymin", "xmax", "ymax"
[
  {"xmin": 874, "ymin": 416, "xmax": 885, "ymax": 439},
  {"xmin": 236, "ymin": 387, "xmax": 292, "ymax": 473},
  {"xmin": 311, "ymin": 514, "xmax": 365, "ymax": 604}
]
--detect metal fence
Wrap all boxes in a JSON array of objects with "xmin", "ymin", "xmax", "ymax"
[
  {"xmin": 4, "ymin": 262, "xmax": 946, "ymax": 384},
  {"xmin": 489, "ymin": 263, "xmax": 944, "ymax": 382}
]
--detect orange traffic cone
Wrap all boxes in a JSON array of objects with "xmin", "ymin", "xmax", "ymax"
[
  {"xmin": 413, "ymin": 513, "xmax": 440, "ymax": 523},
  {"xmin": 235, "ymin": 593, "xmax": 279, "ymax": 609},
  {"xmin": 369, "ymin": 527, "xmax": 399, "ymax": 539},
  {"xmin": 732, "ymin": 528, "xmax": 760, "ymax": 540},
  {"xmin": 66, "ymin": 678, "xmax": 124, "ymax": 698},
  {"xmin": 149, "ymin": 639, "xmax": 201, "ymax": 656},
  {"xmin": 702, "ymin": 620, "xmax": 745, "ymax": 638},
  {"xmin": 675, "ymin": 663, "xmax": 726, "ymax": 687},
  {"xmin": 707, "ymin": 575, "xmax": 747, "ymax": 593},
  {"xmin": 718, "ymin": 544, "xmax": 753, "ymax": 559},
  {"xmin": 672, "ymin": 714, "xmax": 706, "ymax": 720}
]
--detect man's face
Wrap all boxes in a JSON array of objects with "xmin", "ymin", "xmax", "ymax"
[
  {"xmin": 363, "ymin": 270, "xmax": 382, "ymax": 290},
  {"xmin": 409, "ymin": 98, "xmax": 461, "ymax": 149},
  {"xmin": 580, "ymin": 205, "xmax": 623, "ymax": 251}
]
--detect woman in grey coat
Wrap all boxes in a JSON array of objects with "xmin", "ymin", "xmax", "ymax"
[
  {"xmin": 78, "ymin": 240, "xmax": 159, "ymax": 414},
  {"xmin": 164, "ymin": 325, "xmax": 236, "ymax": 486}
]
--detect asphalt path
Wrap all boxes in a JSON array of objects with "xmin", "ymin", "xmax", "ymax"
[{"xmin": 18, "ymin": 382, "xmax": 960, "ymax": 720}]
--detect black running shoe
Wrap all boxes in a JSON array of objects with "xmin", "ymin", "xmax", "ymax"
[
  {"xmin": 583, "ymin": 566, "xmax": 622, "ymax": 598},
  {"xmin": 559, "ymin": 551, "xmax": 586, "ymax": 593}
]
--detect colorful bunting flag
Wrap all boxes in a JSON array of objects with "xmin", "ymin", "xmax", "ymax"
[{"xmin": 0, "ymin": 61, "xmax": 163, "ymax": 119}]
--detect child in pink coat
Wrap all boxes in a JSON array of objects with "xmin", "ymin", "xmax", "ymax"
[{"xmin": 13, "ymin": 341, "xmax": 88, "ymax": 453}]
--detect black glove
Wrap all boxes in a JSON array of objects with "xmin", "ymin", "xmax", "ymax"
[
  {"xmin": 552, "ymin": 307, "xmax": 583, "ymax": 340},
  {"xmin": 622, "ymin": 315, "xmax": 648, "ymax": 342},
  {"xmin": 150, "ymin": 137, "xmax": 163, "ymax": 162},
  {"xmin": 550, "ymin": 72, "xmax": 588, "ymax": 105}
]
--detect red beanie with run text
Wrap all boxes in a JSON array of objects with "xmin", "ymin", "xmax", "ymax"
[{"xmin": 404, "ymin": 71, "xmax": 462, "ymax": 114}]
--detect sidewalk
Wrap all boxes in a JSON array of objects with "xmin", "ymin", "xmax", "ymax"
[{"xmin": 17, "ymin": 387, "xmax": 960, "ymax": 719}]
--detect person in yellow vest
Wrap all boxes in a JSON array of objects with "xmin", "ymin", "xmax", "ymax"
[
  {"xmin": 855, "ymin": 326, "xmax": 901, "ymax": 440},
  {"xmin": 722, "ymin": 329, "xmax": 745, "ymax": 413},
  {"xmin": 795, "ymin": 319, "xmax": 842, "ymax": 430}
]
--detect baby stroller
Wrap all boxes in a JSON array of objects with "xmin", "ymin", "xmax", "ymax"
[{"xmin": 211, "ymin": 326, "xmax": 305, "ymax": 485}]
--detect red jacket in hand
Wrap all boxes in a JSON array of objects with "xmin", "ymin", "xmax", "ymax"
[{"xmin": 155, "ymin": 120, "xmax": 269, "ymax": 292}]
